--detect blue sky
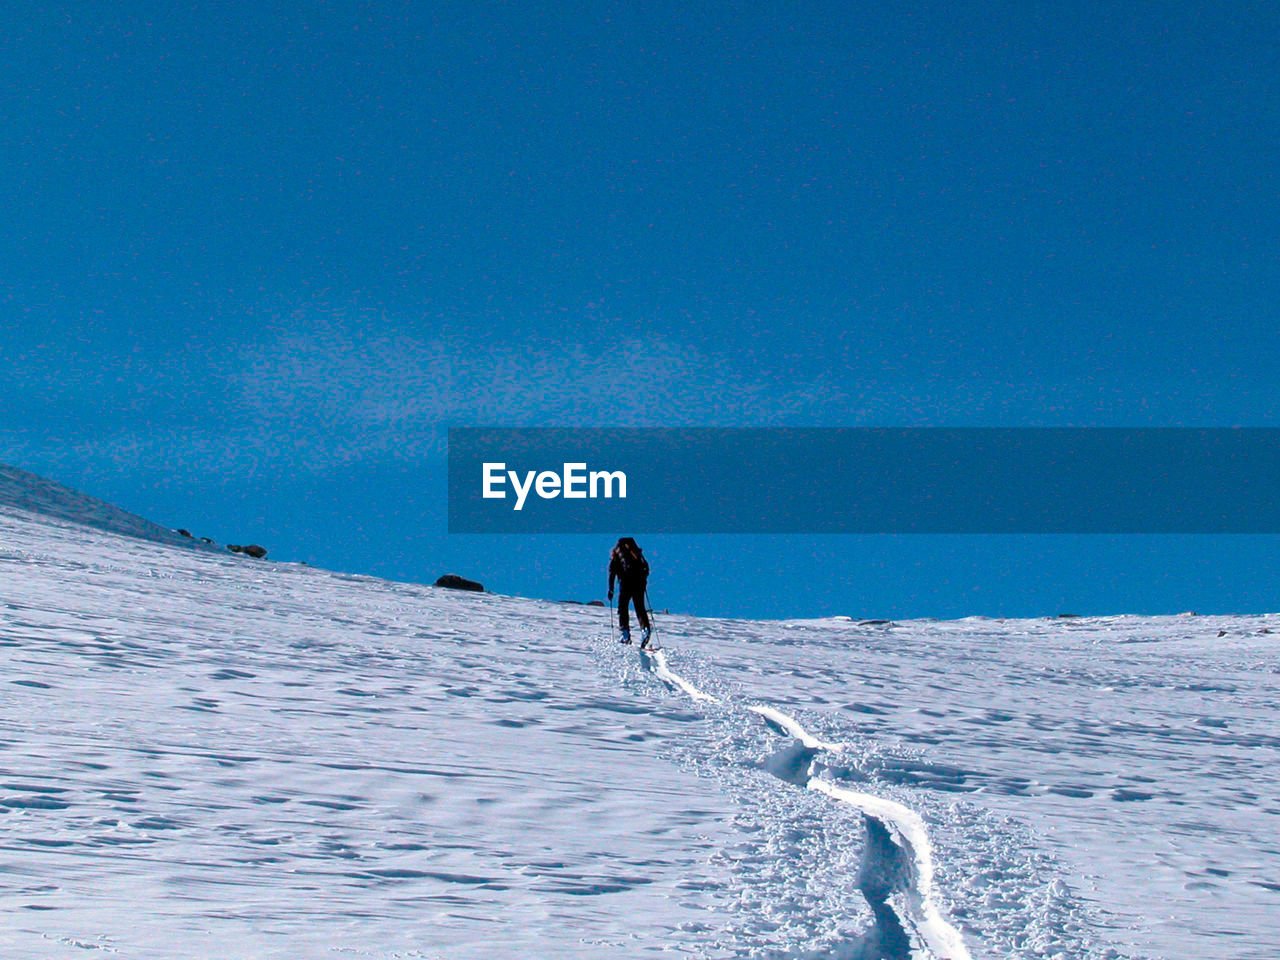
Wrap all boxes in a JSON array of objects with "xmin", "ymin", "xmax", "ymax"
[{"xmin": 3, "ymin": 1, "xmax": 1278, "ymax": 618}]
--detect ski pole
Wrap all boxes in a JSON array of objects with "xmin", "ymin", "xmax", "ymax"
[{"xmin": 643, "ymin": 585, "xmax": 656, "ymax": 645}]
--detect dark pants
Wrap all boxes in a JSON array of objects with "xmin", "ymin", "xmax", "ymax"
[{"xmin": 617, "ymin": 581, "xmax": 650, "ymax": 631}]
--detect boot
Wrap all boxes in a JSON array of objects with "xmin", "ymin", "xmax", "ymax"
[
  {"xmin": 619, "ymin": 627, "xmax": 631, "ymax": 645},
  {"xmin": 639, "ymin": 627, "xmax": 651, "ymax": 649}
]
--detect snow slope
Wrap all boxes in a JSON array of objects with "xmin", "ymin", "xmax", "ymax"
[
  {"xmin": 2, "ymin": 470, "xmax": 1278, "ymax": 958},
  {"xmin": 0, "ymin": 464, "xmax": 206, "ymax": 549}
]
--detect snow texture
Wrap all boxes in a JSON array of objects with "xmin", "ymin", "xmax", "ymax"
[{"xmin": 1, "ymin": 465, "xmax": 1278, "ymax": 958}]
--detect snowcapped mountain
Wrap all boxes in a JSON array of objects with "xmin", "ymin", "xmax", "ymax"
[{"xmin": 1, "ymin": 466, "xmax": 1276, "ymax": 958}]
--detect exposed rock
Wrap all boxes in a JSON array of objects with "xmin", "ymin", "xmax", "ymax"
[
  {"xmin": 200, "ymin": 537, "xmax": 214, "ymax": 544},
  {"xmin": 586, "ymin": 600, "xmax": 605, "ymax": 607},
  {"xmin": 435, "ymin": 574, "xmax": 484, "ymax": 592},
  {"xmin": 225, "ymin": 543, "xmax": 267, "ymax": 559},
  {"xmin": 176, "ymin": 528, "xmax": 193, "ymax": 538}
]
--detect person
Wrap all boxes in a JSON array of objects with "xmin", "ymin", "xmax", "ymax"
[{"xmin": 608, "ymin": 537, "xmax": 651, "ymax": 647}]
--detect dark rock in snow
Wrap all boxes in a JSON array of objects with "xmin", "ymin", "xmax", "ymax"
[
  {"xmin": 200, "ymin": 537, "xmax": 214, "ymax": 544},
  {"xmin": 176, "ymin": 528, "xmax": 193, "ymax": 538},
  {"xmin": 435, "ymin": 574, "xmax": 484, "ymax": 592},
  {"xmin": 242, "ymin": 544, "xmax": 267, "ymax": 559},
  {"xmin": 587, "ymin": 600, "xmax": 605, "ymax": 607},
  {"xmin": 227, "ymin": 544, "xmax": 243, "ymax": 554}
]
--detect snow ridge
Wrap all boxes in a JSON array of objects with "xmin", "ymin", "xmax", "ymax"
[
  {"xmin": 645, "ymin": 651, "xmax": 972, "ymax": 960},
  {"xmin": 0, "ymin": 464, "xmax": 200, "ymax": 548},
  {"xmin": 650, "ymin": 650, "xmax": 721, "ymax": 704}
]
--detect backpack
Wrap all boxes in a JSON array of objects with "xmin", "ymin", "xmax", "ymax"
[
  {"xmin": 625, "ymin": 552, "xmax": 649, "ymax": 580},
  {"xmin": 614, "ymin": 546, "xmax": 649, "ymax": 581}
]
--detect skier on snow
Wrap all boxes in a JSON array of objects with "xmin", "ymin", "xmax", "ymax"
[{"xmin": 608, "ymin": 536, "xmax": 651, "ymax": 648}]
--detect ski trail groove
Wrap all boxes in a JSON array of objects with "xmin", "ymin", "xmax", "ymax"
[
  {"xmin": 649, "ymin": 650, "xmax": 720, "ymax": 704},
  {"xmin": 807, "ymin": 778, "xmax": 971, "ymax": 960},
  {"xmin": 748, "ymin": 703, "xmax": 845, "ymax": 752},
  {"xmin": 645, "ymin": 649, "xmax": 972, "ymax": 960}
]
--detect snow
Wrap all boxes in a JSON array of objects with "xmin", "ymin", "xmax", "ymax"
[
  {"xmin": 0, "ymin": 464, "xmax": 207, "ymax": 550},
  {"xmin": 2, "ymin": 466, "xmax": 1278, "ymax": 958}
]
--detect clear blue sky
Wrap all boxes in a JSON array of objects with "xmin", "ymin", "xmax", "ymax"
[{"xmin": 3, "ymin": 1, "xmax": 1278, "ymax": 618}]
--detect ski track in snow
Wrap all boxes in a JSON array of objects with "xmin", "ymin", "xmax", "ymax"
[
  {"xmin": 651, "ymin": 650, "xmax": 721, "ymax": 705},
  {"xmin": 646, "ymin": 652, "xmax": 971, "ymax": 959}
]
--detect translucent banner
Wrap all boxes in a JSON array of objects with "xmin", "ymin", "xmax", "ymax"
[{"xmin": 448, "ymin": 428, "xmax": 1280, "ymax": 533}]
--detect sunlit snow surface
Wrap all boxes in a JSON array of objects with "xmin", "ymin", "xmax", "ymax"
[{"xmin": 2, "ymin": 483, "xmax": 1278, "ymax": 958}]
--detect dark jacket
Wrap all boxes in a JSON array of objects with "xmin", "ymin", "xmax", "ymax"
[{"xmin": 608, "ymin": 543, "xmax": 649, "ymax": 593}]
